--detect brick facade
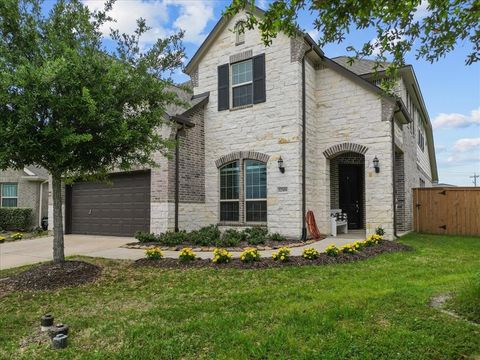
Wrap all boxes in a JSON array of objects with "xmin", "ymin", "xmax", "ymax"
[{"xmin": 0, "ymin": 169, "xmax": 48, "ymax": 229}]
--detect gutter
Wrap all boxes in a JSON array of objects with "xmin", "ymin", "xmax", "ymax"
[
  {"xmin": 391, "ymin": 110, "xmax": 400, "ymax": 239},
  {"xmin": 301, "ymin": 46, "xmax": 313, "ymax": 240}
]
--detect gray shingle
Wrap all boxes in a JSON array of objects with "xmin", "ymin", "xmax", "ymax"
[{"xmin": 331, "ymin": 56, "xmax": 390, "ymax": 75}]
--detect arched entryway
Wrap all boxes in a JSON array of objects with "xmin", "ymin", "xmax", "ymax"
[{"xmin": 324, "ymin": 143, "xmax": 368, "ymax": 231}]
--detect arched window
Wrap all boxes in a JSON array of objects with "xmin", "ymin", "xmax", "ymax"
[
  {"xmin": 220, "ymin": 161, "xmax": 240, "ymax": 221},
  {"xmin": 219, "ymin": 158, "xmax": 267, "ymax": 223},
  {"xmin": 245, "ymin": 160, "xmax": 267, "ymax": 222}
]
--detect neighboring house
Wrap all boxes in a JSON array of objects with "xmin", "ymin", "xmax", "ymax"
[
  {"xmin": 0, "ymin": 166, "xmax": 49, "ymax": 228},
  {"xmin": 53, "ymin": 8, "xmax": 437, "ymax": 239}
]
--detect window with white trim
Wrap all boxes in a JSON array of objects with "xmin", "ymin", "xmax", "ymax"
[
  {"xmin": 245, "ymin": 160, "xmax": 267, "ymax": 222},
  {"xmin": 231, "ymin": 59, "xmax": 253, "ymax": 107},
  {"xmin": 1, "ymin": 183, "xmax": 18, "ymax": 207},
  {"xmin": 219, "ymin": 159, "xmax": 267, "ymax": 223},
  {"xmin": 220, "ymin": 162, "xmax": 240, "ymax": 221},
  {"xmin": 418, "ymin": 127, "xmax": 425, "ymax": 152}
]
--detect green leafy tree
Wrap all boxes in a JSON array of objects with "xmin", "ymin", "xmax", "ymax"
[
  {"xmin": 0, "ymin": 0, "xmax": 185, "ymax": 262},
  {"xmin": 227, "ymin": 0, "xmax": 479, "ymax": 84}
]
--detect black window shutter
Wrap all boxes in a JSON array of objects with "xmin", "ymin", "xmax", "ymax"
[
  {"xmin": 218, "ymin": 64, "xmax": 229, "ymax": 111},
  {"xmin": 253, "ymin": 53, "xmax": 266, "ymax": 104}
]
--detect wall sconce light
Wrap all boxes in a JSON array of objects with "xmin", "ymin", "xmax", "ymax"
[
  {"xmin": 278, "ymin": 156, "xmax": 285, "ymax": 173},
  {"xmin": 373, "ymin": 156, "xmax": 380, "ymax": 173}
]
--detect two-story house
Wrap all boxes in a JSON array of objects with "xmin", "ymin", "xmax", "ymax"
[{"xmin": 55, "ymin": 8, "xmax": 437, "ymax": 240}]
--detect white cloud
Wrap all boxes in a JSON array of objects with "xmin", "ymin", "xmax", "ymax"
[
  {"xmin": 82, "ymin": 0, "xmax": 215, "ymax": 45},
  {"xmin": 166, "ymin": 0, "xmax": 214, "ymax": 44},
  {"xmin": 369, "ymin": 29, "xmax": 405, "ymax": 56},
  {"xmin": 433, "ymin": 107, "xmax": 480, "ymax": 129},
  {"xmin": 413, "ymin": 0, "xmax": 431, "ymax": 21},
  {"xmin": 452, "ymin": 138, "xmax": 480, "ymax": 152}
]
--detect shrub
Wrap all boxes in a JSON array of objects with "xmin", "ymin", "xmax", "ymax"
[
  {"xmin": 135, "ymin": 231, "xmax": 158, "ymax": 243},
  {"xmin": 352, "ymin": 241, "xmax": 365, "ymax": 251},
  {"xmin": 0, "ymin": 236, "xmax": 5, "ymax": 243},
  {"xmin": 145, "ymin": 247, "xmax": 163, "ymax": 260},
  {"xmin": 178, "ymin": 247, "xmax": 196, "ymax": 262},
  {"xmin": 375, "ymin": 227, "xmax": 385, "ymax": 236},
  {"xmin": 365, "ymin": 234, "xmax": 382, "ymax": 246},
  {"xmin": 158, "ymin": 231, "xmax": 188, "ymax": 246},
  {"xmin": 0, "ymin": 208, "xmax": 33, "ymax": 231},
  {"xmin": 31, "ymin": 227, "xmax": 48, "ymax": 237},
  {"xmin": 269, "ymin": 232, "xmax": 286, "ymax": 242},
  {"xmin": 244, "ymin": 227, "xmax": 268, "ymax": 245},
  {"xmin": 240, "ymin": 247, "xmax": 261, "ymax": 263},
  {"xmin": 212, "ymin": 248, "xmax": 232, "ymax": 264},
  {"xmin": 11, "ymin": 232, "xmax": 23, "ymax": 240},
  {"xmin": 303, "ymin": 247, "xmax": 320, "ymax": 260},
  {"xmin": 324, "ymin": 244, "xmax": 339, "ymax": 256},
  {"xmin": 217, "ymin": 229, "xmax": 245, "ymax": 247},
  {"xmin": 340, "ymin": 244, "xmax": 357, "ymax": 254},
  {"xmin": 190, "ymin": 225, "xmax": 221, "ymax": 246},
  {"xmin": 272, "ymin": 247, "xmax": 290, "ymax": 262}
]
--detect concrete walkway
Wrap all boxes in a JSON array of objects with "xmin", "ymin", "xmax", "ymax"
[{"xmin": 0, "ymin": 231, "xmax": 366, "ymax": 270}]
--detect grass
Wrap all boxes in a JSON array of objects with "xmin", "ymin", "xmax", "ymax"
[
  {"xmin": 447, "ymin": 272, "xmax": 480, "ymax": 323},
  {"xmin": 0, "ymin": 233, "xmax": 479, "ymax": 359}
]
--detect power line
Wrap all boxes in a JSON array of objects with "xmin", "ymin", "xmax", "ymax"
[{"xmin": 470, "ymin": 172, "xmax": 479, "ymax": 187}]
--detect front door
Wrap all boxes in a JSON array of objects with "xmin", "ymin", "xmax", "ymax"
[{"xmin": 339, "ymin": 164, "xmax": 363, "ymax": 229}]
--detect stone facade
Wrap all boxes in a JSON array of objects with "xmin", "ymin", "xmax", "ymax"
[
  {"xmin": 190, "ymin": 12, "xmax": 304, "ymax": 238},
  {"xmin": 53, "ymin": 11, "xmax": 436, "ymax": 239},
  {"xmin": 1, "ymin": 169, "xmax": 48, "ymax": 229}
]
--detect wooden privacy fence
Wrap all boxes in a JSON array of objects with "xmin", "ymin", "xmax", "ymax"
[{"xmin": 413, "ymin": 187, "xmax": 480, "ymax": 236}]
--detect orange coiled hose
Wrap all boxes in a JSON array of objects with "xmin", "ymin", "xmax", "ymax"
[{"xmin": 306, "ymin": 210, "xmax": 322, "ymax": 240}]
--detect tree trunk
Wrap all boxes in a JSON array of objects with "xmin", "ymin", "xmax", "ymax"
[{"xmin": 52, "ymin": 173, "xmax": 65, "ymax": 263}]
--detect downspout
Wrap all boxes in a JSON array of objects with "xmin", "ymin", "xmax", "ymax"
[
  {"xmin": 174, "ymin": 124, "xmax": 184, "ymax": 233},
  {"xmin": 38, "ymin": 179, "xmax": 48, "ymax": 227},
  {"xmin": 391, "ymin": 111, "xmax": 399, "ymax": 239},
  {"xmin": 301, "ymin": 46, "xmax": 313, "ymax": 240}
]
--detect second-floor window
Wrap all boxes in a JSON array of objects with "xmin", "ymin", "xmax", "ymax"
[
  {"xmin": 232, "ymin": 59, "xmax": 253, "ymax": 107},
  {"xmin": 418, "ymin": 128, "xmax": 425, "ymax": 151},
  {"xmin": 217, "ymin": 53, "xmax": 266, "ymax": 111}
]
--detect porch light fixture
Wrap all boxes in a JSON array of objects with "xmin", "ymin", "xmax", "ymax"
[
  {"xmin": 278, "ymin": 156, "xmax": 285, "ymax": 173},
  {"xmin": 373, "ymin": 156, "xmax": 380, "ymax": 173}
]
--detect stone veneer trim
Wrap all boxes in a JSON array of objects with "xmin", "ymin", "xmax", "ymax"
[
  {"xmin": 323, "ymin": 143, "xmax": 369, "ymax": 159},
  {"xmin": 229, "ymin": 49, "xmax": 253, "ymax": 64},
  {"xmin": 215, "ymin": 151, "xmax": 270, "ymax": 168}
]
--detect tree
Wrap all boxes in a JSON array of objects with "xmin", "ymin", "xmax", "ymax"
[
  {"xmin": 0, "ymin": 0, "xmax": 185, "ymax": 262},
  {"xmin": 227, "ymin": 0, "xmax": 479, "ymax": 84}
]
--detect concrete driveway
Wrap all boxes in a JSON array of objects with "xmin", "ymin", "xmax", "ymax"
[{"xmin": 0, "ymin": 235, "xmax": 144, "ymax": 270}]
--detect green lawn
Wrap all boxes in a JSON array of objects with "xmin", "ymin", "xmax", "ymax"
[{"xmin": 1, "ymin": 233, "xmax": 479, "ymax": 359}]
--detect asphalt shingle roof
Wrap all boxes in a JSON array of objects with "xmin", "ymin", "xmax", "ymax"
[{"xmin": 331, "ymin": 56, "xmax": 390, "ymax": 75}]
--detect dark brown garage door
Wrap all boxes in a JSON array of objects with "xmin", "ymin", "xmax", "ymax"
[{"xmin": 66, "ymin": 171, "xmax": 150, "ymax": 236}]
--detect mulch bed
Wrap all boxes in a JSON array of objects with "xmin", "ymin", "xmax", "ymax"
[
  {"xmin": 134, "ymin": 240, "xmax": 413, "ymax": 270},
  {"xmin": 124, "ymin": 237, "xmax": 325, "ymax": 251},
  {"xmin": 0, "ymin": 260, "xmax": 101, "ymax": 293}
]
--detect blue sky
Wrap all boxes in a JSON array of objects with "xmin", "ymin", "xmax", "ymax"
[{"xmin": 48, "ymin": 0, "xmax": 479, "ymax": 186}]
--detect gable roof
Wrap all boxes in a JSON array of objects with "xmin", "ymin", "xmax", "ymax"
[
  {"xmin": 184, "ymin": 6, "xmax": 266, "ymax": 75},
  {"xmin": 331, "ymin": 56, "xmax": 390, "ymax": 75}
]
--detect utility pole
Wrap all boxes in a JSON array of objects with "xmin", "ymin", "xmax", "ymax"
[{"xmin": 471, "ymin": 172, "xmax": 479, "ymax": 187}]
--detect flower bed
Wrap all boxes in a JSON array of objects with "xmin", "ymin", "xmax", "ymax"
[
  {"xmin": 134, "ymin": 240, "xmax": 412, "ymax": 270},
  {"xmin": 125, "ymin": 225, "xmax": 321, "ymax": 251}
]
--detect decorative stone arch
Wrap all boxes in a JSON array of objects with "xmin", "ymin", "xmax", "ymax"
[
  {"xmin": 323, "ymin": 143, "xmax": 369, "ymax": 159},
  {"xmin": 215, "ymin": 151, "xmax": 270, "ymax": 168}
]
